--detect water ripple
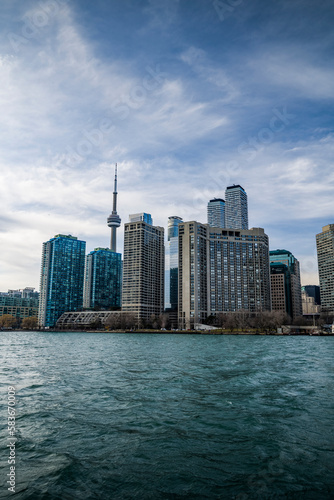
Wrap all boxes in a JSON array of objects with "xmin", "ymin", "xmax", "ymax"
[{"xmin": 0, "ymin": 332, "xmax": 333, "ymax": 499}]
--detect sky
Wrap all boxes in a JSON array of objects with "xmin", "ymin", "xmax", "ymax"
[{"xmin": 0, "ymin": 0, "xmax": 333, "ymax": 291}]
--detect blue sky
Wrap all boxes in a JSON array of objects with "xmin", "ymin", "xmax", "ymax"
[{"xmin": 0, "ymin": 0, "xmax": 333, "ymax": 290}]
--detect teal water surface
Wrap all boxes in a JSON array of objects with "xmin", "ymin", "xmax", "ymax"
[{"xmin": 1, "ymin": 332, "xmax": 333, "ymax": 499}]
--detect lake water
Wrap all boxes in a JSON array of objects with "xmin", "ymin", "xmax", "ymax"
[{"xmin": 0, "ymin": 332, "xmax": 333, "ymax": 499}]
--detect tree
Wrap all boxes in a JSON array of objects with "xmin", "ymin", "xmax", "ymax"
[
  {"xmin": 251, "ymin": 311, "xmax": 288, "ymax": 333},
  {"xmin": 120, "ymin": 312, "xmax": 137, "ymax": 330},
  {"xmin": 21, "ymin": 316, "xmax": 38, "ymax": 330},
  {"xmin": 0, "ymin": 314, "xmax": 17, "ymax": 328},
  {"xmin": 88, "ymin": 317, "xmax": 102, "ymax": 330},
  {"xmin": 105, "ymin": 312, "xmax": 137, "ymax": 330},
  {"xmin": 225, "ymin": 313, "xmax": 238, "ymax": 332},
  {"xmin": 234, "ymin": 310, "xmax": 250, "ymax": 331}
]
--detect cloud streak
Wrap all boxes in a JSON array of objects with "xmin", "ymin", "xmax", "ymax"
[{"xmin": 0, "ymin": 0, "xmax": 333, "ymax": 290}]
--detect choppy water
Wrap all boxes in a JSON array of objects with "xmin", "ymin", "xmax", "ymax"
[{"xmin": 1, "ymin": 332, "xmax": 333, "ymax": 499}]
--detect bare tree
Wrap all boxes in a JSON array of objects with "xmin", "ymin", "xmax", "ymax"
[
  {"xmin": 21, "ymin": 316, "xmax": 38, "ymax": 330},
  {"xmin": 0, "ymin": 314, "xmax": 17, "ymax": 328}
]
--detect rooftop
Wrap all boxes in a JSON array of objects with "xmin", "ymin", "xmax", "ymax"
[{"xmin": 226, "ymin": 184, "xmax": 245, "ymax": 191}]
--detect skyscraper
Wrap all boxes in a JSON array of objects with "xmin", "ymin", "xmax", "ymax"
[
  {"xmin": 38, "ymin": 234, "xmax": 86, "ymax": 328},
  {"xmin": 316, "ymin": 224, "xmax": 334, "ymax": 315},
  {"xmin": 207, "ymin": 198, "xmax": 225, "ymax": 228},
  {"xmin": 178, "ymin": 222, "xmax": 271, "ymax": 329},
  {"xmin": 225, "ymin": 185, "xmax": 248, "ymax": 229},
  {"xmin": 165, "ymin": 216, "xmax": 183, "ymax": 313},
  {"xmin": 122, "ymin": 217, "xmax": 164, "ymax": 323},
  {"xmin": 83, "ymin": 248, "xmax": 122, "ymax": 310},
  {"xmin": 107, "ymin": 164, "xmax": 121, "ymax": 252},
  {"xmin": 269, "ymin": 249, "xmax": 302, "ymax": 319}
]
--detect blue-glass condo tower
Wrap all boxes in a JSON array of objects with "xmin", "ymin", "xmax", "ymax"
[{"xmin": 38, "ymin": 234, "xmax": 86, "ymax": 327}]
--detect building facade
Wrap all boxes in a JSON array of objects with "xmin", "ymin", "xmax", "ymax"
[
  {"xmin": 270, "ymin": 263, "xmax": 290, "ymax": 316},
  {"xmin": 2, "ymin": 287, "xmax": 39, "ymax": 299},
  {"xmin": 0, "ymin": 296, "xmax": 39, "ymax": 323},
  {"xmin": 122, "ymin": 219, "xmax": 164, "ymax": 323},
  {"xmin": 38, "ymin": 234, "xmax": 86, "ymax": 328},
  {"xmin": 301, "ymin": 286, "xmax": 321, "ymax": 316},
  {"xmin": 225, "ymin": 185, "xmax": 248, "ymax": 230},
  {"xmin": 207, "ymin": 198, "xmax": 225, "ymax": 228},
  {"xmin": 165, "ymin": 217, "xmax": 183, "ymax": 328},
  {"xmin": 269, "ymin": 249, "xmax": 302, "ymax": 320},
  {"xmin": 83, "ymin": 248, "xmax": 122, "ymax": 310},
  {"xmin": 178, "ymin": 222, "xmax": 271, "ymax": 329},
  {"xmin": 316, "ymin": 224, "xmax": 334, "ymax": 315},
  {"xmin": 303, "ymin": 285, "xmax": 321, "ymax": 306}
]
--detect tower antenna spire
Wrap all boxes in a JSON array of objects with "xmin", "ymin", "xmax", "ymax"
[{"xmin": 107, "ymin": 163, "xmax": 121, "ymax": 252}]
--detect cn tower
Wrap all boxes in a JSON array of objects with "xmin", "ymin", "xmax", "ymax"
[{"xmin": 107, "ymin": 163, "xmax": 121, "ymax": 252}]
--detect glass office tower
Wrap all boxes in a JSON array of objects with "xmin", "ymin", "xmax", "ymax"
[
  {"xmin": 83, "ymin": 248, "xmax": 122, "ymax": 310},
  {"xmin": 165, "ymin": 216, "xmax": 183, "ymax": 312},
  {"xmin": 269, "ymin": 249, "xmax": 302, "ymax": 319},
  {"xmin": 38, "ymin": 234, "xmax": 86, "ymax": 328}
]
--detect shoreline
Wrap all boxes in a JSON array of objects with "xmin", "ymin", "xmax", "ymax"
[{"xmin": 5, "ymin": 329, "xmax": 333, "ymax": 336}]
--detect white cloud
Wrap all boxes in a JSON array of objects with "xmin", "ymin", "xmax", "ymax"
[
  {"xmin": 251, "ymin": 51, "xmax": 334, "ymax": 99},
  {"xmin": 180, "ymin": 46, "xmax": 240, "ymax": 103},
  {"xmin": 0, "ymin": 1, "xmax": 333, "ymax": 292}
]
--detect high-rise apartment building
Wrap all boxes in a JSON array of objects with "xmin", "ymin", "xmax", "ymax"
[
  {"xmin": 178, "ymin": 222, "xmax": 271, "ymax": 329},
  {"xmin": 225, "ymin": 185, "xmax": 248, "ymax": 229},
  {"xmin": 122, "ymin": 217, "xmax": 164, "ymax": 323},
  {"xmin": 269, "ymin": 249, "xmax": 302, "ymax": 319},
  {"xmin": 38, "ymin": 234, "xmax": 86, "ymax": 328},
  {"xmin": 83, "ymin": 248, "xmax": 122, "ymax": 310},
  {"xmin": 316, "ymin": 224, "xmax": 334, "ymax": 315},
  {"xmin": 207, "ymin": 198, "xmax": 225, "ymax": 228},
  {"xmin": 165, "ymin": 216, "xmax": 183, "ymax": 313}
]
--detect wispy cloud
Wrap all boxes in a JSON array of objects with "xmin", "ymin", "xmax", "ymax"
[{"xmin": 0, "ymin": 0, "xmax": 333, "ymax": 290}]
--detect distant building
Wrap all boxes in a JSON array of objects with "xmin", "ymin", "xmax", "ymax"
[
  {"xmin": 269, "ymin": 250, "xmax": 302, "ymax": 320},
  {"xmin": 83, "ymin": 248, "xmax": 122, "ymax": 310},
  {"xmin": 2, "ymin": 287, "xmax": 39, "ymax": 299},
  {"xmin": 38, "ymin": 234, "xmax": 86, "ymax": 328},
  {"xmin": 178, "ymin": 222, "xmax": 271, "ymax": 329},
  {"xmin": 207, "ymin": 198, "xmax": 225, "ymax": 228},
  {"xmin": 303, "ymin": 285, "xmax": 321, "ymax": 306},
  {"xmin": 316, "ymin": 224, "xmax": 334, "ymax": 315},
  {"xmin": 225, "ymin": 185, "xmax": 248, "ymax": 229},
  {"xmin": 0, "ymin": 295, "xmax": 39, "ymax": 323},
  {"xmin": 122, "ymin": 218, "xmax": 164, "ymax": 324},
  {"xmin": 301, "ymin": 286, "xmax": 321, "ymax": 316},
  {"xmin": 129, "ymin": 213, "xmax": 153, "ymax": 225}
]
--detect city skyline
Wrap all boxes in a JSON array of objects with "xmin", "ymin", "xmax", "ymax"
[{"xmin": 1, "ymin": 0, "xmax": 333, "ymax": 290}]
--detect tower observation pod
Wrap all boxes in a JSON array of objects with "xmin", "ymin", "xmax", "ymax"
[{"xmin": 107, "ymin": 163, "xmax": 121, "ymax": 252}]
